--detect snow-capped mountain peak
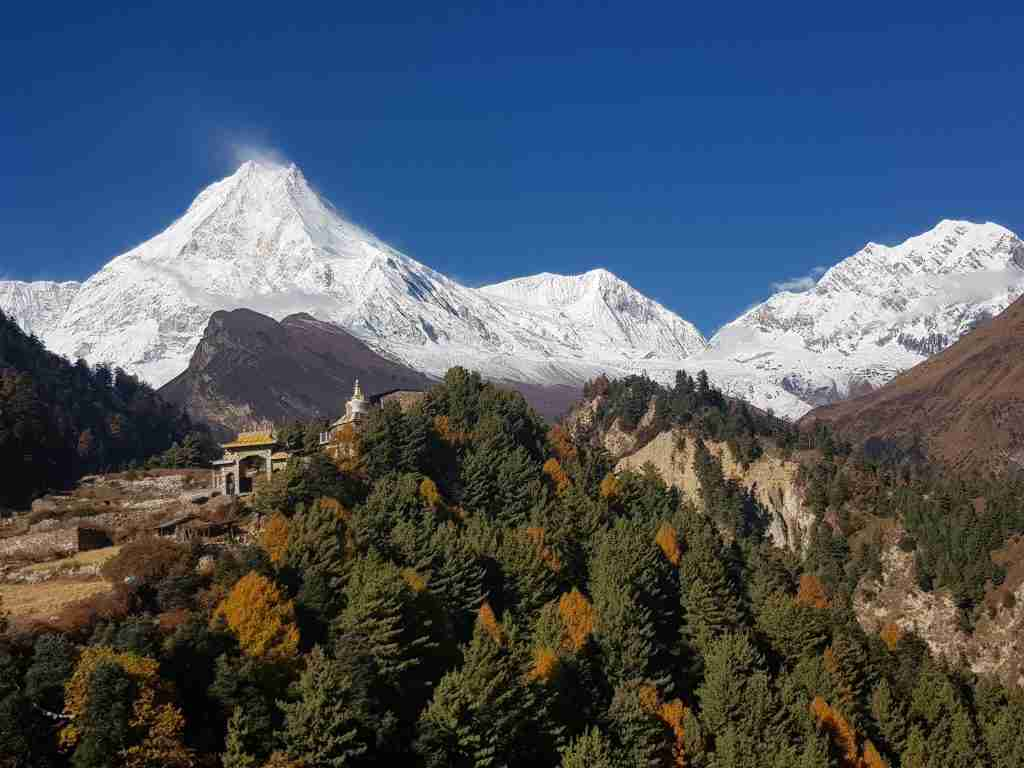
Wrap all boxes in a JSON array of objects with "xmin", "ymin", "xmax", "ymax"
[{"xmin": 7, "ymin": 162, "xmax": 706, "ymax": 392}]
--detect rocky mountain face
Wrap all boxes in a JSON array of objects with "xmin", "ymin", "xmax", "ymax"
[
  {"xmin": 5, "ymin": 161, "xmax": 707, "ymax": 395},
  {"xmin": 615, "ymin": 429, "xmax": 815, "ymax": 553},
  {"xmin": 564, "ymin": 391, "xmax": 815, "ymax": 554},
  {"xmin": 701, "ymin": 220, "xmax": 1024, "ymax": 412},
  {"xmin": 158, "ymin": 308, "xmax": 433, "ymax": 437},
  {"xmin": 802, "ymin": 294, "xmax": 1024, "ymax": 471},
  {"xmin": 0, "ymin": 280, "xmax": 80, "ymax": 338},
  {"xmin": 855, "ymin": 539, "xmax": 1024, "ymax": 690}
]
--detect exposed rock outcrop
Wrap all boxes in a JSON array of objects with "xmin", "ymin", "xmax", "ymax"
[
  {"xmin": 854, "ymin": 546, "xmax": 1024, "ymax": 689},
  {"xmin": 616, "ymin": 430, "xmax": 815, "ymax": 553}
]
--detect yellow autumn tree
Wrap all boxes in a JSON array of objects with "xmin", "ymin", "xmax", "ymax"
[
  {"xmin": 60, "ymin": 646, "xmax": 193, "ymax": 767},
  {"xmin": 655, "ymin": 522, "xmax": 682, "ymax": 566},
  {"xmin": 862, "ymin": 740, "xmax": 887, "ymax": 768},
  {"xmin": 599, "ymin": 473, "xmax": 620, "ymax": 501},
  {"xmin": 558, "ymin": 588, "xmax": 595, "ymax": 653},
  {"xmin": 213, "ymin": 571, "xmax": 300, "ymax": 661},
  {"xmin": 259, "ymin": 512, "xmax": 290, "ymax": 566},
  {"xmin": 880, "ymin": 622, "xmax": 903, "ymax": 652},
  {"xmin": 419, "ymin": 476, "xmax": 443, "ymax": 510}
]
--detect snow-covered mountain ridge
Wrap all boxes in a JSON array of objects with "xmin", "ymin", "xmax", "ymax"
[
  {"xmin": 3, "ymin": 161, "xmax": 1022, "ymax": 420},
  {"xmin": 0, "ymin": 280, "xmax": 81, "ymax": 338},
  {"xmin": 1, "ymin": 161, "xmax": 707, "ymax": 397},
  {"xmin": 700, "ymin": 220, "xmax": 1024, "ymax": 408}
]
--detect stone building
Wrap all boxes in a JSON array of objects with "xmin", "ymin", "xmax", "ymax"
[
  {"xmin": 211, "ymin": 430, "xmax": 291, "ymax": 496},
  {"xmin": 319, "ymin": 379, "xmax": 372, "ymax": 446}
]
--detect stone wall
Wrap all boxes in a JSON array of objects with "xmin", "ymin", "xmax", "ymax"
[{"xmin": 0, "ymin": 527, "xmax": 81, "ymax": 559}]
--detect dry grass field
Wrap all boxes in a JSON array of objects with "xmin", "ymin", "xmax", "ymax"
[
  {"xmin": 17, "ymin": 545, "xmax": 121, "ymax": 575},
  {"xmin": 0, "ymin": 579, "xmax": 111, "ymax": 621}
]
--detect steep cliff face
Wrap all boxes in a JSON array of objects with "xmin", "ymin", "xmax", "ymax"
[
  {"xmin": 855, "ymin": 544, "xmax": 1024, "ymax": 689},
  {"xmin": 616, "ymin": 430, "xmax": 814, "ymax": 553}
]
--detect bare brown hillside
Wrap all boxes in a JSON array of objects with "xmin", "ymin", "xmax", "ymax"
[{"xmin": 802, "ymin": 294, "xmax": 1024, "ymax": 471}]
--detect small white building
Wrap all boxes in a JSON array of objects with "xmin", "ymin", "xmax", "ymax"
[{"xmin": 319, "ymin": 379, "xmax": 372, "ymax": 446}]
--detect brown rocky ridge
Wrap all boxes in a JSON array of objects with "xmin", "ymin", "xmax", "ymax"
[{"xmin": 801, "ymin": 294, "xmax": 1024, "ymax": 471}]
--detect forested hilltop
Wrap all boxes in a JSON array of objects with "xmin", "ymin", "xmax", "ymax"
[
  {"xmin": 0, "ymin": 310, "xmax": 210, "ymax": 510},
  {"xmin": 2, "ymin": 367, "xmax": 1024, "ymax": 767}
]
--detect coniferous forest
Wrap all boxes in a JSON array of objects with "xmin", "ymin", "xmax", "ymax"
[
  {"xmin": 2, "ymin": 366, "xmax": 1024, "ymax": 767},
  {"xmin": 0, "ymin": 310, "xmax": 209, "ymax": 510}
]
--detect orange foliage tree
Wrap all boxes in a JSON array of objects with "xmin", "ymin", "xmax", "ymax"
[
  {"xmin": 810, "ymin": 696, "xmax": 886, "ymax": 768},
  {"xmin": 528, "ymin": 646, "xmax": 561, "ymax": 684},
  {"xmin": 525, "ymin": 526, "xmax": 563, "ymax": 573},
  {"xmin": 478, "ymin": 601, "xmax": 504, "ymax": 645},
  {"xmin": 796, "ymin": 573, "xmax": 831, "ymax": 609},
  {"xmin": 558, "ymin": 588, "xmax": 595, "ymax": 652},
  {"xmin": 547, "ymin": 424, "xmax": 578, "ymax": 463},
  {"xmin": 655, "ymin": 522, "xmax": 682, "ymax": 566},
  {"xmin": 213, "ymin": 571, "xmax": 300, "ymax": 661},
  {"xmin": 542, "ymin": 458, "xmax": 571, "ymax": 494},
  {"xmin": 638, "ymin": 684, "xmax": 689, "ymax": 767}
]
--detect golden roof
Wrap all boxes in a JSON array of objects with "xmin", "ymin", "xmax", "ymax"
[
  {"xmin": 221, "ymin": 430, "xmax": 276, "ymax": 449},
  {"xmin": 270, "ymin": 451, "xmax": 291, "ymax": 460}
]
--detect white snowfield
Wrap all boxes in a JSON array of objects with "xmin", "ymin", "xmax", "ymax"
[{"xmin": 3, "ymin": 161, "xmax": 1022, "ymax": 419}]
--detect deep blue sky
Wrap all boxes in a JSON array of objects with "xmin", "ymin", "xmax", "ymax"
[{"xmin": 4, "ymin": 2, "xmax": 1023, "ymax": 335}]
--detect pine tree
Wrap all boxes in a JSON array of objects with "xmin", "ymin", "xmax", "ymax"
[
  {"xmin": 70, "ymin": 660, "xmax": 136, "ymax": 768},
  {"xmin": 825, "ymin": 633, "xmax": 873, "ymax": 728},
  {"xmin": 279, "ymin": 647, "xmax": 379, "ymax": 767},
  {"xmin": 414, "ymin": 611, "xmax": 550, "ymax": 768},
  {"xmin": 606, "ymin": 682, "xmax": 665, "ymax": 768},
  {"xmin": 24, "ymin": 632, "xmax": 77, "ymax": 713},
  {"xmin": 332, "ymin": 553, "xmax": 435, "ymax": 695},
  {"xmin": 495, "ymin": 527, "xmax": 561, "ymax": 621},
  {"xmin": 559, "ymin": 727, "xmax": 617, "ymax": 768},
  {"xmin": 696, "ymin": 631, "xmax": 764, "ymax": 736},
  {"xmin": 589, "ymin": 520, "xmax": 673, "ymax": 690},
  {"xmin": 222, "ymin": 706, "xmax": 264, "ymax": 768},
  {"xmin": 461, "ymin": 445, "xmax": 498, "ymax": 517},
  {"xmin": 755, "ymin": 592, "xmax": 829, "ymax": 662},
  {"xmin": 284, "ymin": 498, "xmax": 351, "ymax": 586},
  {"xmin": 400, "ymin": 409, "xmax": 431, "ymax": 474}
]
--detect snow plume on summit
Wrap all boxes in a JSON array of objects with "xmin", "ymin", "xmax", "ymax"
[{"xmin": 5, "ymin": 161, "xmax": 709, "ymax": 395}]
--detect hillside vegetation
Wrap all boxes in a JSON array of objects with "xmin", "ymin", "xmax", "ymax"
[
  {"xmin": 3, "ymin": 367, "xmax": 1024, "ymax": 767},
  {"xmin": 0, "ymin": 309, "xmax": 208, "ymax": 510}
]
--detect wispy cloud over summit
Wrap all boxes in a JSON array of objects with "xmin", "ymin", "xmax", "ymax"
[{"xmin": 772, "ymin": 266, "xmax": 827, "ymax": 293}]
